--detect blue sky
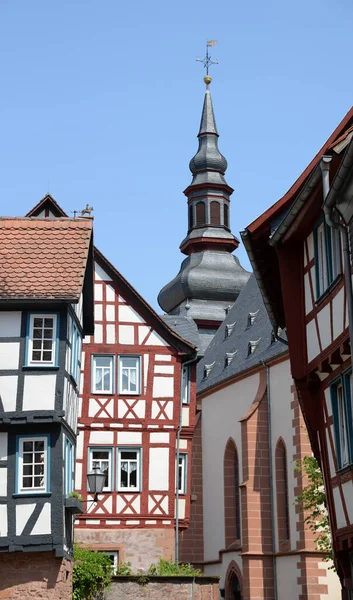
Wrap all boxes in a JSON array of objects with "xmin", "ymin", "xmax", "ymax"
[{"xmin": 1, "ymin": 0, "xmax": 353, "ymax": 309}]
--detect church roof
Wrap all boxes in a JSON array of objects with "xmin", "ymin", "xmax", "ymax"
[
  {"xmin": 0, "ymin": 217, "xmax": 92, "ymax": 301},
  {"xmin": 161, "ymin": 315, "xmax": 200, "ymax": 348},
  {"xmin": 197, "ymin": 274, "xmax": 288, "ymax": 395}
]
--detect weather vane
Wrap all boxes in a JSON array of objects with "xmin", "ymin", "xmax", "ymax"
[{"xmin": 196, "ymin": 40, "xmax": 218, "ymax": 84}]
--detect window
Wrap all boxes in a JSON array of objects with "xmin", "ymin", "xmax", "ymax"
[
  {"xmin": 224, "ymin": 439, "xmax": 240, "ymax": 546},
  {"xmin": 314, "ymin": 218, "xmax": 342, "ymax": 298},
  {"xmin": 27, "ymin": 314, "xmax": 58, "ymax": 366},
  {"xmin": 89, "ymin": 448, "xmax": 113, "ymax": 491},
  {"xmin": 177, "ymin": 453, "xmax": 187, "ymax": 494},
  {"xmin": 188, "ymin": 205, "xmax": 194, "ymax": 230},
  {"xmin": 92, "ymin": 355, "xmax": 114, "ymax": 394},
  {"xmin": 117, "ymin": 448, "xmax": 141, "ymax": 492},
  {"xmin": 70, "ymin": 320, "xmax": 81, "ymax": 384},
  {"xmin": 195, "ymin": 201, "xmax": 206, "ymax": 226},
  {"xmin": 224, "ymin": 203, "xmax": 229, "ymax": 228},
  {"xmin": 275, "ymin": 438, "xmax": 290, "ymax": 546},
  {"xmin": 64, "ymin": 437, "xmax": 73, "ymax": 496},
  {"xmin": 118, "ymin": 356, "xmax": 141, "ymax": 395},
  {"xmin": 181, "ymin": 365, "xmax": 190, "ymax": 404},
  {"xmin": 17, "ymin": 436, "xmax": 49, "ymax": 493},
  {"xmin": 331, "ymin": 372, "xmax": 353, "ymax": 469},
  {"xmin": 100, "ymin": 551, "xmax": 119, "ymax": 574},
  {"xmin": 210, "ymin": 201, "xmax": 221, "ymax": 225}
]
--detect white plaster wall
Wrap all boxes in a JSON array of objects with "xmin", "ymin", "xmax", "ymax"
[
  {"xmin": 342, "ymin": 480, "xmax": 353, "ymax": 523},
  {"xmin": 317, "ymin": 304, "xmax": 331, "ymax": 350},
  {"xmin": 306, "ymin": 319, "xmax": 320, "ymax": 362},
  {"xmin": 149, "ymin": 447, "xmax": 169, "ymax": 490},
  {"xmin": 118, "ymin": 432, "xmax": 142, "ymax": 445},
  {"xmin": 0, "ymin": 376, "xmax": 17, "ymax": 411},
  {"xmin": 0, "ymin": 433, "xmax": 7, "ymax": 460},
  {"xmin": 0, "ymin": 312, "xmax": 21, "ymax": 337},
  {"xmin": 306, "ymin": 234, "xmax": 314, "ymax": 263},
  {"xmin": 333, "ymin": 487, "xmax": 347, "ymax": 529},
  {"xmin": 150, "ymin": 432, "xmax": 169, "ymax": 444},
  {"xmin": 119, "ymin": 325, "xmax": 134, "ymax": 344},
  {"xmin": 23, "ymin": 374, "xmax": 56, "ymax": 411},
  {"xmin": 94, "ymin": 283, "xmax": 103, "ymax": 301},
  {"xmin": 332, "ymin": 287, "xmax": 344, "ymax": 339},
  {"xmin": 16, "ymin": 503, "xmax": 36, "ymax": 535},
  {"xmin": 145, "ymin": 331, "xmax": 169, "ymax": 347},
  {"xmin": 89, "ymin": 431, "xmax": 114, "ymax": 445},
  {"xmin": 118, "ymin": 304, "xmax": 145, "ymax": 324},
  {"xmin": 304, "ymin": 273, "xmax": 313, "ymax": 315},
  {"xmin": 276, "ymin": 555, "xmax": 301, "ymax": 600},
  {"xmin": 0, "ymin": 342, "xmax": 19, "ymax": 369},
  {"xmin": 0, "ymin": 504, "xmax": 7, "ymax": 537},
  {"xmin": 106, "ymin": 285, "xmax": 115, "ymax": 302},
  {"xmin": 31, "ymin": 503, "xmax": 51, "ymax": 535},
  {"xmin": 94, "ymin": 262, "xmax": 112, "ymax": 281},
  {"xmin": 202, "ymin": 372, "xmax": 260, "ymax": 561},
  {"xmin": 269, "ymin": 360, "xmax": 297, "ymax": 551},
  {"xmin": 152, "ymin": 376, "xmax": 174, "ymax": 398},
  {"xmin": 0, "ymin": 468, "xmax": 7, "ymax": 496},
  {"xmin": 319, "ymin": 560, "xmax": 342, "ymax": 599}
]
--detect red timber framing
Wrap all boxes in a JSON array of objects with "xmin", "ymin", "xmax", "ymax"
[
  {"xmin": 243, "ymin": 107, "xmax": 353, "ymax": 595},
  {"xmin": 25, "ymin": 196, "xmax": 197, "ymax": 542}
]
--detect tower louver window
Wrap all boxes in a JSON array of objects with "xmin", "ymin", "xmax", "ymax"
[
  {"xmin": 196, "ymin": 201, "xmax": 206, "ymax": 226},
  {"xmin": 224, "ymin": 203, "xmax": 229, "ymax": 228},
  {"xmin": 210, "ymin": 201, "xmax": 221, "ymax": 225},
  {"xmin": 189, "ymin": 205, "xmax": 194, "ymax": 230}
]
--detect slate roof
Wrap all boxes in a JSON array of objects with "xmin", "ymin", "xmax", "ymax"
[
  {"xmin": 0, "ymin": 217, "xmax": 93, "ymax": 301},
  {"xmin": 161, "ymin": 315, "xmax": 200, "ymax": 348},
  {"xmin": 197, "ymin": 274, "xmax": 288, "ymax": 394}
]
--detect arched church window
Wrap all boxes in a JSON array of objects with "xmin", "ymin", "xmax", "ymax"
[
  {"xmin": 275, "ymin": 438, "xmax": 290, "ymax": 547},
  {"xmin": 210, "ymin": 201, "xmax": 221, "ymax": 225},
  {"xmin": 195, "ymin": 201, "xmax": 206, "ymax": 226},
  {"xmin": 189, "ymin": 205, "xmax": 194, "ymax": 230},
  {"xmin": 224, "ymin": 203, "xmax": 229, "ymax": 228},
  {"xmin": 224, "ymin": 438, "xmax": 241, "ymax": 547}
]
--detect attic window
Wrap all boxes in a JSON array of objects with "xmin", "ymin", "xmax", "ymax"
[
  {"xmin": 225, "ymin": 351, "xmax": 237, "ymax": 368},
  {"xmin": 248, "ymin": 339, "xmax": 261, "ymax": 356},
  {"xmin": 247, "ymin": 311, "xmax": 259, "ymax": 328},
  {"xmin": 204, "ymin": 362, "xmax": 215, "ymax": 379},
  {"xmin": 225, "ymin": 322, "xmax": 236, "ymax": 338}
]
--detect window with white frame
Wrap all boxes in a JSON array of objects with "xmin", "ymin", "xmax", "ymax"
[
  {"xmin": 181, "ymin": 364, "xmax": 190, "ymax": 404},
  {"xmin": 18, "ymin": 436, "xmax": 49, "ymax": 493},
  {"xmin": 92, "ymin": 355, "xmax": 114, "ymax": 394},
  {"xmin": 314, "ymin": 217, "xmax": 342, "ymax": 299},
  {"xmin": 178, "ymin": 453, "xmax": 187, "ymax": 495},
  {"xmin": 88, "ymin": 448, "xmax": 113, "ymax": 491},
  {"xmin": 27, "ymin": 314, "xmax": 57, "ymax": 366},
  {"xmin": 64, "ymin": 437, "xmax": 73, "ymax": 496},
  {"xmin": 331, "ymin": 372, "xmax": 353, "ymax": 469},
  {"xmin": 99, "ymin": 551, "xmax": 119, "ymax": 574},
  {"xmin": 118, "ymin": 356, "xmax": 141, "ymax": 395},
  {"xmin": 117, "ymin": 448, "xmax": 141, "ymax": 491}
]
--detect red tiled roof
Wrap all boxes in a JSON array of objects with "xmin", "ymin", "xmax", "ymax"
[{"xmin": 0, "ymin": 217, "xmax": 93, "ymax": 300}]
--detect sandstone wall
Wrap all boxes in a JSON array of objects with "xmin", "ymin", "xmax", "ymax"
[
  {"xmin": 106, "ymin": 576, "xmax": 220, "ymax": 600},
  {"xmin": 0, "ymin": 552, "xmax": 72, "ymax": 599}
]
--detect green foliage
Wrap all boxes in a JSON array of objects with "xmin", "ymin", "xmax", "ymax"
[
  {"xmin": 147, "ymin": 558, "xmax": 202, "ymax": 576},
  {"xmin": 68, "ymin": 491, "xmax": 83, "ymax": 500},
  {"xmin": 72, "ymin": 545, "xmax": 114, "ymax": 600},
  {"xmin": 115, "ymin": 561, "xmax": 132, "ymax": 576},
  {"xmin": 295, "ymin": 456, "xmax": 333, "ymax": 563}
]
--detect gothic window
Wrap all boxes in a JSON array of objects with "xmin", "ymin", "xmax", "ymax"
[
  {"xmin": 195, "ymin": 201, "xmax": 206, "ymax": 226},
  {"xmin": 224, "ymin": 439, "xmax": 241, "ymax": 547},
  {"xmin": 189, "ymin": 205, "xmax": 194, "ymax": 230},
  {"xmin": 224, "ymin": 203, "xmax": 229, "ymax": 228},
  {"xmin": 210, "ymin": 201, "xmax": 221, "ymax": 225},
  {"xmin": 275, "ymin": 438, "xmax": 290, "ymax": 547}
]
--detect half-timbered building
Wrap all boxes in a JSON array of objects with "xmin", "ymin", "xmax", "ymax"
[
  {"xmin": 242, "ymin": 106, "xmax": 353, "ymax": 598},
  {"xmin": 0, "ymin": 215, "xmax": 94, "ymax": 597},
  {"xmin": 27, "ymin": 196, "xmax": 198, "ymax": 571}
]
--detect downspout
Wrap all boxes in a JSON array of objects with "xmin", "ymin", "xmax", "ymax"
[
  {"xmin": 321, "ymin": 156, "xmax": 353, "ymax": 354},
  {"xmin": 175, "ymin": 356, "xmax": 196, "ymax": 563},
  {"xmin": 262, "ymin": 360, "xmax": 278, "ymax": 600}
]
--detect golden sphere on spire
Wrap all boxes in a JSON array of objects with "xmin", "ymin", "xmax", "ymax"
[{"xmin": 204, "ymin": 75, "xmax": 212, "ymax": 85}]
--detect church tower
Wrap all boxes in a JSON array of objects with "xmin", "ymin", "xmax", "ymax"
[{"xmin": 158, "ymin": 75, "xmax": 250, "ymax": 351}]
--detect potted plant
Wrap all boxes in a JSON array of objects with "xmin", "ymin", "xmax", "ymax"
[{"xmin": 65, "ymin": 491, "xmax": 84, "ymax": 514}]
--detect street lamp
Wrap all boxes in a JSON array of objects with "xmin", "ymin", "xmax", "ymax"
[{"xmin": 86, "ymin": 466, "xmax": 106, "ymax": 502}]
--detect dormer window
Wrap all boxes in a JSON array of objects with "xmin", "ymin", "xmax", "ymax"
[
  {"xmin": 225, "ymin": 351, "xmax": 237, "ymax": 368},
  {"xmin": 225, "ymin": 322, "xmax": 236, "ymax": 339},
  {"xmin": 204, "ymin": 362, "xmax": 215, "ymax": 379},
  {"xmin": 247, "ymin": 311, "xmax": 259, "ymax": 328},
  {"xmin": 248, "ymin": 339, "xmax": 261, "ymax": 356}
]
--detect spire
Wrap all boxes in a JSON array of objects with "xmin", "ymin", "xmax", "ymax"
[{"xmin": 198, "ymin": 84, "xmax": 218, "ymax": 135}]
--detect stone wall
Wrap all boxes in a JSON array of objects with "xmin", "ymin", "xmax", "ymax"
[
  {"xmin": 0, "ymin": 551, "xmax": 72, "ymax": 599},
  {"xmin": 106, "ymin": 576, "xmax": 220, "ymax": 600},
  {"xmin": 75, "ymin": 527, "xmax": 175, "ymax": 571}
]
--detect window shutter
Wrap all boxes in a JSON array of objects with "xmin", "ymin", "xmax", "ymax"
[
  {"xmin": 195, "ymin": 202, "xmax": 206, "ymax": 226},
  {"xmin": 210, "ymin": 201, "xmax": 220, "ymax": 225}
]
